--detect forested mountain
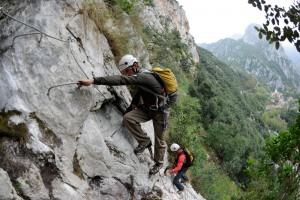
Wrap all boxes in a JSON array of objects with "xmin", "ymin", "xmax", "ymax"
[
  {"xmin": 0, "ymin": 1, "xmax": 203, "ymax": 200},
  {"xmin": 184, "ymin": 46, "xmax": 299, "ymax": 199},
  {"xmin": 200, "ymin": 24, "xmax": 300, "ymax": 96},
  {"xmin": 0, "ymin": 1, "xmax": 298, "ymax": 200},
  {"xmin": 189, "ymin": 46, "xmax": 270, "ymax": 182}
]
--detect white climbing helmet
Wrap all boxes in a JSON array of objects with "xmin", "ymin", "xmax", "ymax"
[
  {"xmin": 170, "ymin": 143, "xmax": 180, "ymax": 152},
  {"xmin": 119, "ymin": 55, "xmax": 138, "ymax": 71}
]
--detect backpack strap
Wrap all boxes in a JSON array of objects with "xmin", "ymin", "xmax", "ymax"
[
  {"xmin": 139, "ymin": 70, "xmax": 168, "ymax": 110},
  {"xmin": 151, "ymin": 72, "xmax": 169, "ymax": 95},
  {"xmin": 139, "ymin": 86, "xmax": 167, "ymax": 110},
  {"xmin": 140, "ymin": 69, "xmax": 168, "ymax": 95}
]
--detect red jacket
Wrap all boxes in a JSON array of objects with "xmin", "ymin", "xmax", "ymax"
[{"xmin": 170, "ymin": 149, "xmax": 186, "ymax": 174}]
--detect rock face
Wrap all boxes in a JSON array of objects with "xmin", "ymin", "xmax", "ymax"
[
  {"xmin": 201, "ymin": 24, "xmax": 300, "ymax": 94},
  {"xmin": 0, "ymin": 0, "xmax": 203, "ymax": 199}
]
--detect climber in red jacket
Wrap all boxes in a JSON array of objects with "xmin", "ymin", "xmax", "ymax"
[{"xmin": 164, "ymin": 143, "xmax": 189, "ymax": 194}]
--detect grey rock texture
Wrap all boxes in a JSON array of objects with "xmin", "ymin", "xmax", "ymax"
[{"xmin": 0, "ymin": 0, "xmax": 203, "ymax": 199}]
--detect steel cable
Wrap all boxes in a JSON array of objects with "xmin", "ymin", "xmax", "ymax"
[{"xmin": 1, "ymin": 9, "xmax": 68, "ymax": 43}]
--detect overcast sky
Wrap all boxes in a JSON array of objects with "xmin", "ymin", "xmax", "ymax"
[{"xmin": 177, "ymin": 0, "xmax": 295, "ymax": 44}]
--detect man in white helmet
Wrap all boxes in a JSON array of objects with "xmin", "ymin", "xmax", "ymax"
[
  {"xmin": 77, "ymin": 54, "xmax": 168, "ymax": 174},
  {"xmin": 164, "ymin": 143, "xmax": 189, "ymax": 194}
]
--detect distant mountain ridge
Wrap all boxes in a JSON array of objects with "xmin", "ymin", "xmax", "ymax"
[{"xmin": 200, "ymin": 24, "xmax": 300, "ymax": 95}]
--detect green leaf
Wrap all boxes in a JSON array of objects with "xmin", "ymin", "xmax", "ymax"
[
  {"xmin": 275, "ymin": 41, "xmax": 280, "ymax": 49},
  {"xmin": 259, "ymin": 32, "xmax": 263, "ymax": 39},
  {"xmin": 264, "ymin": 5, "xmax": 269, "ymax": 12},
  {"xmin": 266, "ymin": 32, "xmax": 271, "ymax": 40},
  {"xmin": 284, "ymin": 19, "xmax": 289, "ymax": 24},
  {"xmin": 296, "ymin": 40, "xmax": 300, "ymax": 52},
  {"xmin": 257, "ymin": 2, "xmax": 262, "ymax": 10},
  {"xmin": 294, "ymin": 30, "xmax": 299, "ymax": 38}
]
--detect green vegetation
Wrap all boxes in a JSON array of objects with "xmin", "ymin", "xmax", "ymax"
[
  {"xmin": 81, "ymin": 0, "xmax": 130, "ymax": 61},
  {"xmin": 142, "ymin": 26, "xmax": 194, "ymax": 81},
  {"xmin": 0, "ymin": 109, "xmax": 28, "ymax": 140},
  {"xmin": 81, "ymin": 0, "xmax": 158, "ymax": 64},
  {"xmin": 262, "ymin": 109, "xmax": 287, "ymax": 133},
  {"xmin": 186, "ymin": 47, "xmax": 271, "ymax": 192},
  {"xmin": 241, "ymin": 99, "xmax": 300, "ymax": 200},
  {"xmin": 143, "ymin": 0, "xmax": 154, "ymax": 6},
  {"xmin": 167, "ymin": 86, "xmax": 241, "ymax": 200},
  {"xmin": 115, "ymin": 0, "xmax": 136, "ymax": 14},
  {"xmin": 280, "ymin": 106, "xmax": 298, "ymax": 127},
  {"xmin": 79, "ymin": 1, "xmax": 299, "ymax": 199},
  {"xmin": 29, "ymin": 112, "xmax": 61, "ymax": 148},
  {"xmin": 139, "ymin": 22, "xmax": 243, "ymax": 199},
  {"xmin": 248, "ymin": 0, "xmax": 300, "ymax": 52},
  {"xmin": 14, "ymin": 180, "xmax": 24, "ymax": 196}
]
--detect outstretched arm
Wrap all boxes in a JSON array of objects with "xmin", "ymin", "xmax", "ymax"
[
  {"xmin": 164, "ymin": 154, "xmax": 185, "ymax": 176},
  {"xmin": 77, "ymin": 79, "xmax": 94, "ymax": 88}
]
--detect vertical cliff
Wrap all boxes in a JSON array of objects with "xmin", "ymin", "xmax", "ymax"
[{"xmin": 0, "ymin": 0, "xmax": 203, "ymax": 199}]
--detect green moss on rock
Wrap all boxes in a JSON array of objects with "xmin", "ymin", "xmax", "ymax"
[{"xmin": 0, "ymin": 109, "xmax": 28, "ymax": 139}]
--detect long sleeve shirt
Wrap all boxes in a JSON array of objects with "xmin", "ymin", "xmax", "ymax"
[
  {"xmin": 170, "ymin": 149, "xmax": 186, "ymax": 174},
  {"xmin": 93, "ymin": 71, "xmax": 163, "ymax": 109}
]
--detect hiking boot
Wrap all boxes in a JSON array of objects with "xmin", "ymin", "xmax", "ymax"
[
  {"xmin": 134, "ymin": 141, "xmax": 152, "ymax": 155},
  {"xmin": 149, "ymin": 163, "xmax": 163, "ymax": 174},
  {"xmin": 177, "ymin": 189, "xmax": 185, "ymax": 194}
]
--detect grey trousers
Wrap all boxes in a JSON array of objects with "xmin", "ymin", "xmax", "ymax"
[{"xmin": 122, "ymin": 108, "xmax": 168, "ymax": 164}]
